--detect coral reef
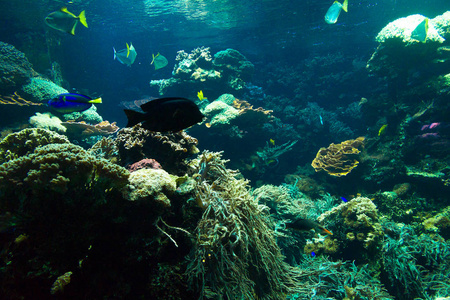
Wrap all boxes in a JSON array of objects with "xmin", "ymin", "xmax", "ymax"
[
  {"xmin": 0, "ymin": 142, "xmax": 129, "ymax": 196},
  {"xmin": 29, "ymin": 112, "xmax": 66, "ymax": 133},
  {"xmin": 317, "ymin": 196, "xmax": 383, "ymax": 260},
  {"xmin": 115, "ymin": 124, "xmax": 199, "ymax": 175},
  {"xmin": 149, "ymin": 47, "xmax": 254, "ymax": 99},
  {"xmin": 311, "ymin": 136, "xmax": 365, "ymax": 177},
  {"xmin": 0, "ymin": 128, "xmax": 69, "ymax": 164},
  {"xmin": 367, "ymin": 12, "xmax": 450, "ymax": 98},
  {"xmin": 0, "ymin": 41, "xmax": 37, "ymax": 94}
]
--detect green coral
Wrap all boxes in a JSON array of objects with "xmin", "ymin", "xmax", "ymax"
[
  {"xmin": 0, "ymin": 128, "xmax": 69, "ymax": 164},
  {"xmin": 203, "ymin": 100, "xmax": 239, "ymax": 126},
  {"xmin": 21, "ymin": 77, "xmax": 67, "ymax": 102}
]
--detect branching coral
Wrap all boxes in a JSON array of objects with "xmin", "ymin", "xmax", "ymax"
[
  {"xmin": 311, "ymin": 136, "xmax": 365, "ymax": 177},
  {"xmin": 187, "ymin": 150, "xmax": 299, "ymax": 299},
  {"xmin": 0, "ymin": 92, "xmax": 41, "ymax": 106},
  {"xmin": 115, "ymin": 124, "xmax": 199, "ymax": 175}
]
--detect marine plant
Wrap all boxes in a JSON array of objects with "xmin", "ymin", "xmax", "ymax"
[
  {"xmin": 380, "ymin": 220, "xmax": 450, "ymax": 299},
  {"xmin": 187, "ymin": 150, "xmax": 299, "ymax": 299}
]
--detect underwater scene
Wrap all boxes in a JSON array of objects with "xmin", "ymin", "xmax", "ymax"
[{"xmin": 1, "ymin": 0, "xmax": 450, "ymax": 299}]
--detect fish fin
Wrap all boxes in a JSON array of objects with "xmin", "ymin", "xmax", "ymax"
[
  {"xmin": 126, "ymin": 43, "xmax": 130, "ymax": 58},
  {"xmin": 70, "ymin": 21, "xmax": 78, "ymax": 35},
  {"xmin": 61, "ymin": 7, "xmax": 77, "ymax": 18},
  {"xmin": 88, "ymin": 97, "xmax": 102, "ymax": 104},
  {"xmin": 151, "ymin": 54, "xmax": 155, "ymax": 65},
  {"xmin": 124, "ymin": 109, "xmax": 145, "ymax": 127},
  {"xmin": 342, "ymin": 0, "xmax": 348, "ymax": 12},
  {"xmin": 78, "ymin": 10, "xmax": 88, "ymax": 28}
]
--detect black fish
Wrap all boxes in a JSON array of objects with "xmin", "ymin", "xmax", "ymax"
[
  {"xmin": 124, "ymin": 97, "xmax": 204, "ymax": 132},
  {"xmin": 286, "ymin": 218, "xmax": 333, "ymax": 235}
]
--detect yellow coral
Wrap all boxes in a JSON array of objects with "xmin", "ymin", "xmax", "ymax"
[{"xmin": 311, "ymin": 137, "xmax": 365, "ymax": 177}]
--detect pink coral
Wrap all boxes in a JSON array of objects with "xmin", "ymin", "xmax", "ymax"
[{"xmin": 127, "ymin": 158, "xmax": 162, "ymax": 172}]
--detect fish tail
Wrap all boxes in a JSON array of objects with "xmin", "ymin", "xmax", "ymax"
[
  {"xmin": 342, "ymin": 0, "xmax": 348, "ymax": 12},
  {"xmin": 124, "ymin": 109, "xmax": 145, "ymax": 127},
  {"xmin": 88, "ymin": 97, "xmax": 102, "ymax": 104},
  {"xmin": 113, "ymin": 47, "xmax": 117, "ymax": 60},
  {"xmin": 78, "ymin": 10, "xmax": 88, "ymax": 28},
  {"xmin": 126, "ymin": 43, "xmax": 130, "ymax": 58}
]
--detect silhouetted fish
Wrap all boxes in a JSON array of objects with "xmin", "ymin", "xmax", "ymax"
[
  {"xmin": 124, "ymin": 97, "xmax": 204, "ymax": 132},
  {"xmin": 286, "ymin": 218, "xmax": 333, "ymax": 235}
]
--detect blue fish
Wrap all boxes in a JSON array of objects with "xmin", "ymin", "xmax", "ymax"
[
  {"xmin": 311, "ymin": 251, "xmax": 316, "ymax": 257},
  {"xmin": 48, "ymin": 93, "xmax": 102, "ymax": 114},
  {"xmin": 340, "ymin": 196, "xmax": 348, "ymax": 202}
]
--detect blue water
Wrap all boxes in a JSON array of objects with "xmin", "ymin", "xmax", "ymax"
[
  {"xmin": 0, "ymin": 0, "xmax": 448, "ymax": 124},
  {"xmin": 1, "ymin": 1, "xmax": 450, "ymax": 299}
]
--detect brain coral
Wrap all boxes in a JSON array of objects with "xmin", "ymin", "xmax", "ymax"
[
  {"xmin": 0, "ymin": 128, "xmax": 69, "ymax": 164},
  {"xmin": 123, "ymin": 168, "xmax": 176, "ymax": 213}
]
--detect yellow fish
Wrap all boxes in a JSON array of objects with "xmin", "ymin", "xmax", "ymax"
[
  {"xmin": 197, "ymin": 90, "xmax": 207, "ymax": 101},
  {"xmin": 324, "ymin": 0, "xmax": 348, "ymax": 24},
  {"xmin": 269, "ymin": 138, "xmax": 275, "ymax": 146},
  {"xmin": 378, "ymin": 124, "xmax": 388, "ymax": 136},
  {"xmin": 45, "ymin": 7, "xmax": 88, "ymax": 35},
  {"xmin": 411, "ymin": 18, "xmax": 429, "ymax": 43}
]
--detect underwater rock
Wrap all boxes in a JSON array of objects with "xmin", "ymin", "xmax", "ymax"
[{"xmin": 0, "ymin": 41, "xmax": 37, "ymax": 94}]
